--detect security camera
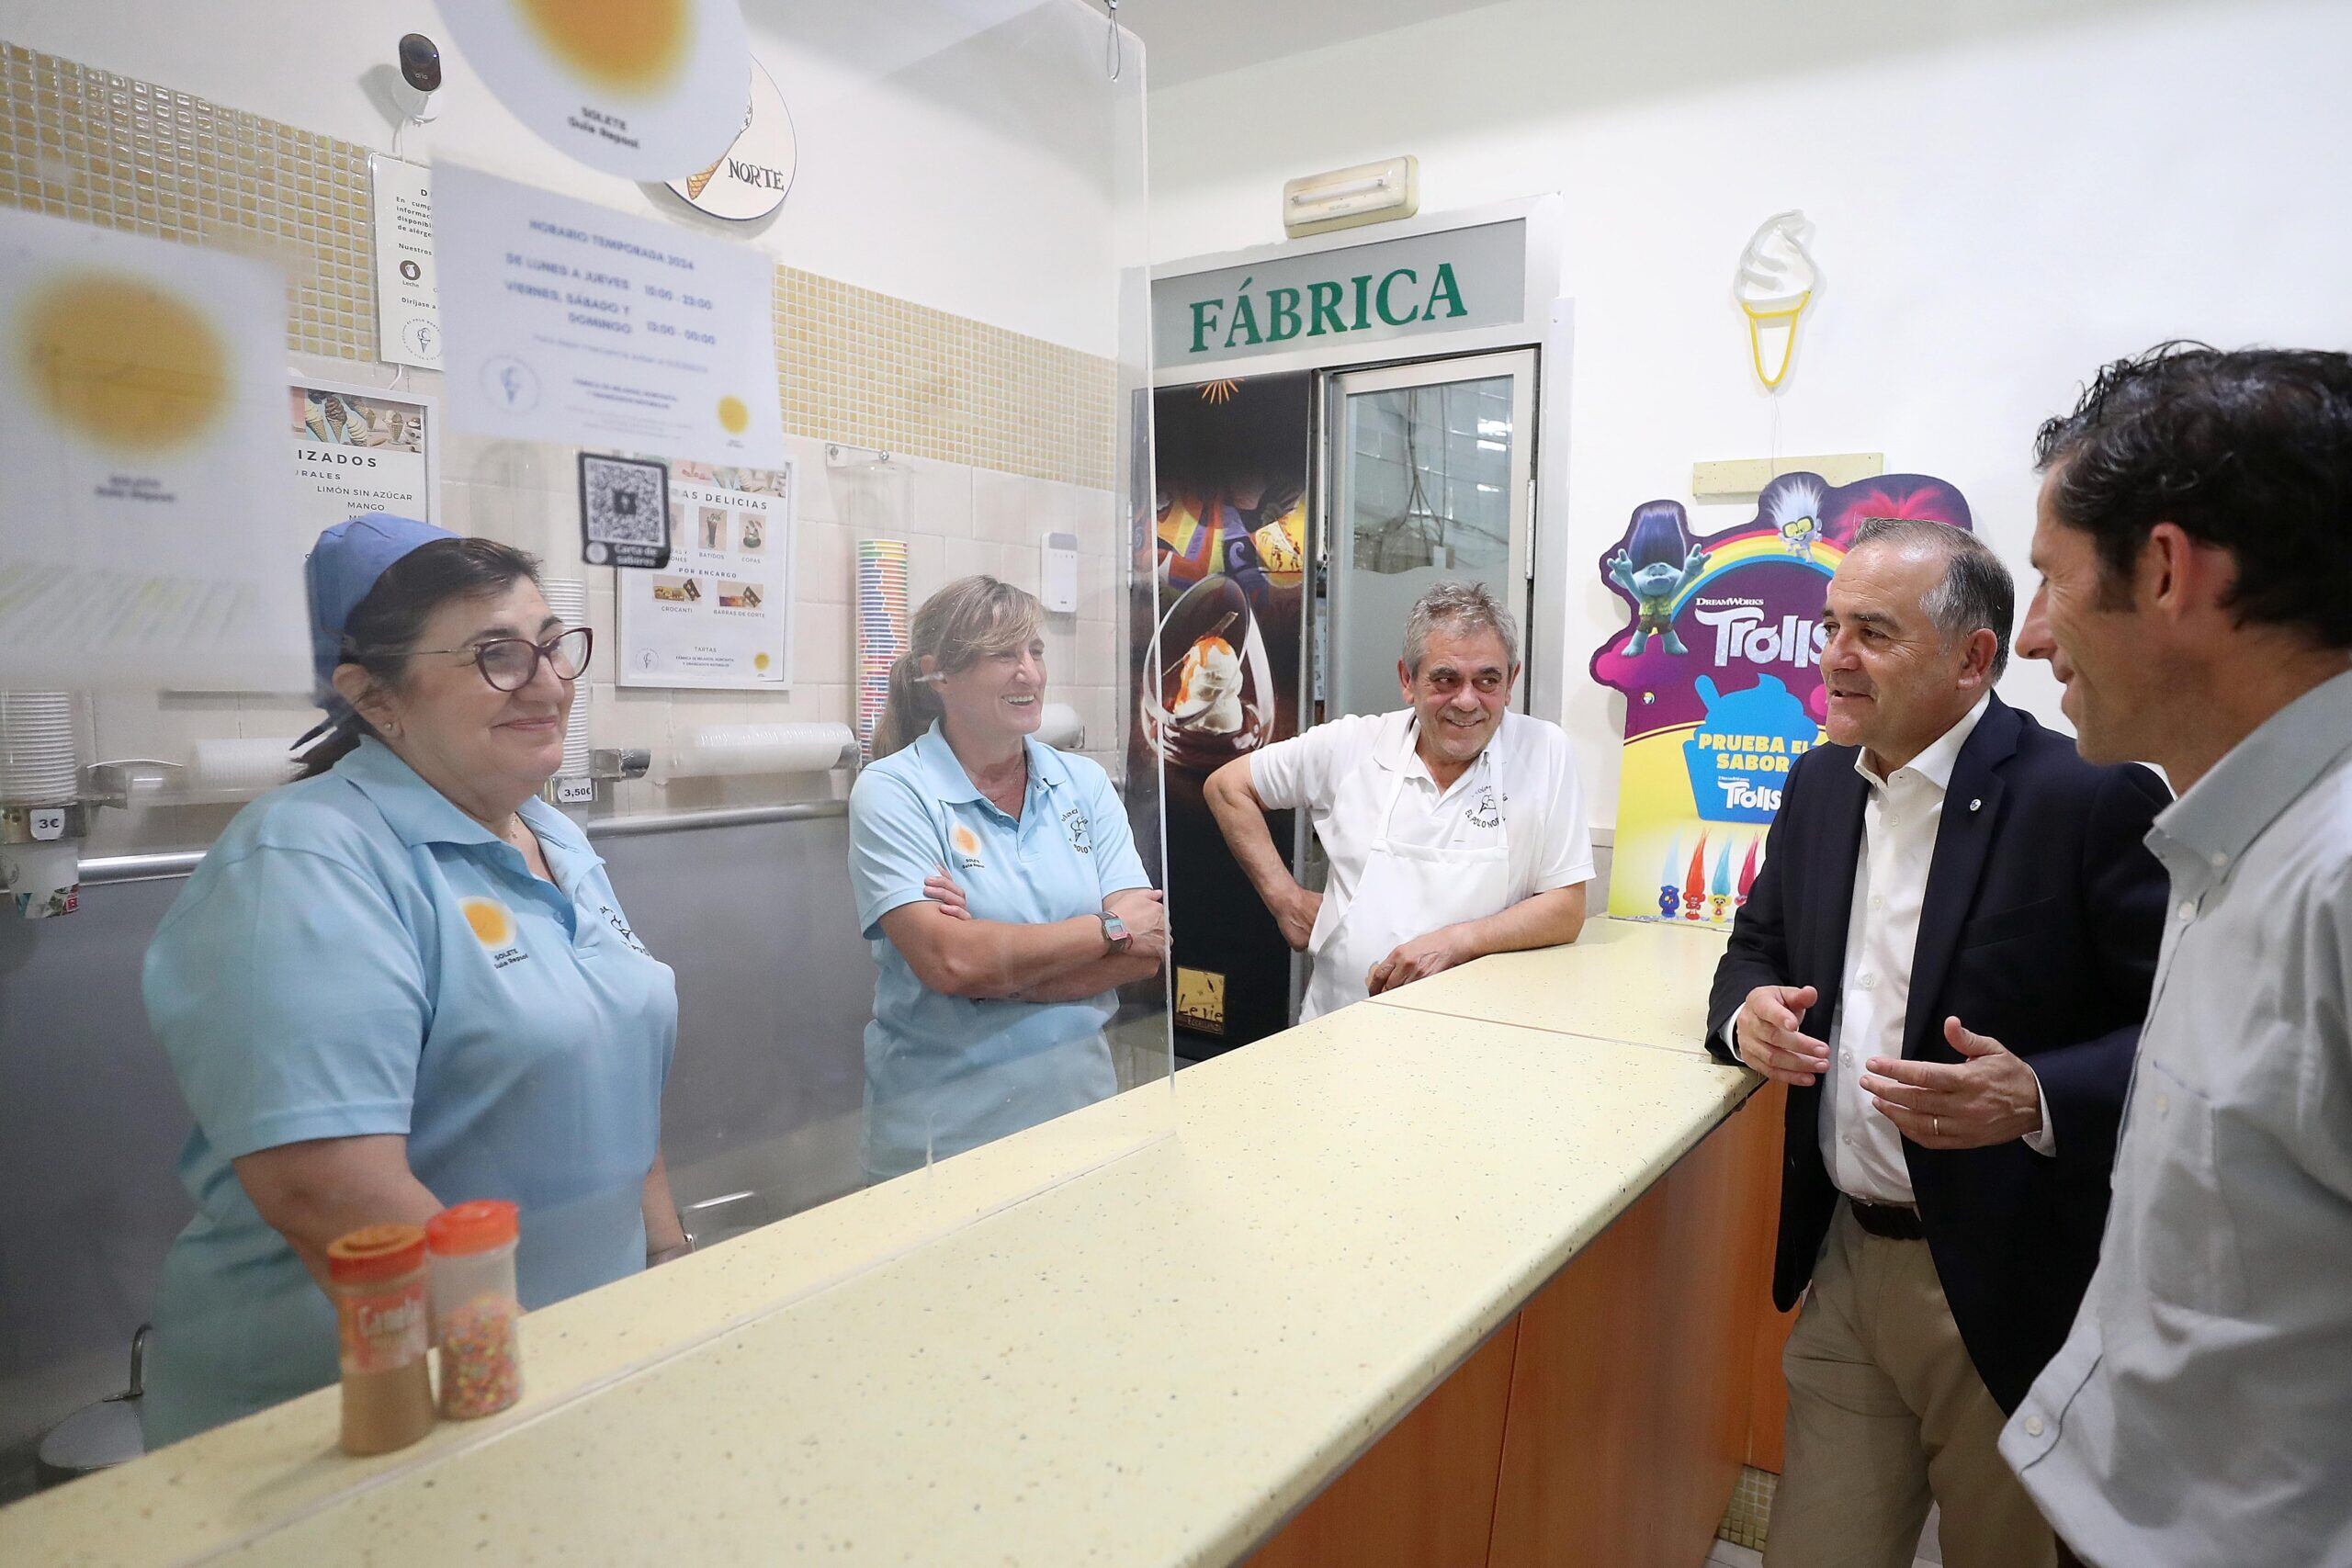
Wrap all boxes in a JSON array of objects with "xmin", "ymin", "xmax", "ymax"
[
  {"xmin": 399, "ymin": 34, "xmax": 441, "ymax": 94},
  {"xmin": 395, "ymin": 33, "xmax": 442, "ymax": 123}
]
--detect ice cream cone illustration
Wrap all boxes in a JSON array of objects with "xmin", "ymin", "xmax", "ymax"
[
  {"xmin": 1734, "ymin": 210, "xmax": 1819, "ymax": 391},
  {"xmin": 682, "ymin": 82, "xmax": 757, "ymax": 200}
]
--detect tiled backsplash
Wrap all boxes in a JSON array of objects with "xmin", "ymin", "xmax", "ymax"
[{"xmin": 0, "ymin": 40, "xmax": 1137, "ymax": 857}]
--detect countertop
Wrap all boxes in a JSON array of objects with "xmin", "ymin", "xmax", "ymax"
[{"xmin": 2, "ymin": 919, "xmax": 1749, "ymax": 1566}]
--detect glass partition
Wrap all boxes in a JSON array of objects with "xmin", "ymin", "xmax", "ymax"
[{"xmin": 0, "ymin": 0, "xmax": 1158, "ymax": 1492}]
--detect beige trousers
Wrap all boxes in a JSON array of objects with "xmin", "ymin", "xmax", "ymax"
[{"xmin": 1763, "ymin": 1202, "xmax": 2056, "ymax": 1568}]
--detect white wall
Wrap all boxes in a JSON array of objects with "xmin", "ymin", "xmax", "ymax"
[
  {"xmin": 1146, "ymin": 0, "xmax": 2352, "ymax": 825},
  {"xmin": 2, "ymin": 0, "xmax": 1136, "ymax": 354}
]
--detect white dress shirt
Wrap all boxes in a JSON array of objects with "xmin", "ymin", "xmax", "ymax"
[{"xmin": 1729, "ymin": 694, "xmax": 2052, "ymax": 1203}]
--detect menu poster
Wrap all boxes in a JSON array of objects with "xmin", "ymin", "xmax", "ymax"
[
  {"xmin": 290, "ymin": 378, "xmax": 436, "ymax": 536},
  {"xmin": 0, "ymin": 208, "xmax": 307, "ymax": 690},
  {"xmin": 435, "ymin": 164, "xmax": 787, "ymax": 469},
  {"xmin": 434, "ymin": 0, "xmax": 752, "ymax": 183},
  {"xmin": 617, "ymin": 459, "xmax": 794, "ymax": 689}
]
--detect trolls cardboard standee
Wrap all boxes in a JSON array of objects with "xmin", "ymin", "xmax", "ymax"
[{"xmin": 1589, "ymin": 471, "xmax": 1974, "ymax": 923}]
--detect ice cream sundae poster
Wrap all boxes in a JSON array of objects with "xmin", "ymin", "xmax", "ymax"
[
  {"xmin": 1589, "ymin": 470, "xmax": 1973, "ymax": 922},
  {"xmin": 288, "ymin": 377, "xmax": 436, "ymax": 537},
  {"xmin": 1130, "ymin": 372, "xmax": 1312, "ymax": 1050}
]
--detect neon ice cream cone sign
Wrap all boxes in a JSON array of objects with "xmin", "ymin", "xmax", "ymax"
[{"xmin": 1734, "ymin": 210, "xmax": 1819, "ymax": 390}]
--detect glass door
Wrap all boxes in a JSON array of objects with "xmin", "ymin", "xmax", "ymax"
[{"xmin": 1320, "ymin": 350, "xmax": 1537, "ymax": 720}]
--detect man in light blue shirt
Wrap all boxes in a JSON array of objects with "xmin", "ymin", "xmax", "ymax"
[{"xmin": 2003, "ymin": 344, "xmax": 2352, "ymax": 1565}]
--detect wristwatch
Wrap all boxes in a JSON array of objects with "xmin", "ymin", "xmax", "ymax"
[{"xmin": 1097, "ymin": 908, "xmax": 1132, "ymax": 954}]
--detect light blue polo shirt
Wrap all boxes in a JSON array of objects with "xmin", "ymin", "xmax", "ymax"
[
  {"xmin": 848, "ymin": 722, "xmax": 1151, "ymax": 1180},
  {"xmin": 139, "ymin": 739, "xmax": 677, "ymax": 1446}
]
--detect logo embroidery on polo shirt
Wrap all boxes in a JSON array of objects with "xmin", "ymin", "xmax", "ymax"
[
  {"xmin": 461, "ymin": 897, "xmax": 529, "ymax": 969},
  {"xmin": 950, "ymin": 821, "xmax": 985, "ymax": 871},
  {"xmin": 1465, "ymin": 785, "xmax": 1502, "ymax": 830},
  {"xmin": 1061, "ymin": 806, "xmax": 1093, "ymax": 855},
  {"xmin": 597, "ymin": 903, "xmax": 650, "ymax": 954}
]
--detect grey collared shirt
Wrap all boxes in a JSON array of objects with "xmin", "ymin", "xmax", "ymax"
[{"xmin": 2001, "ymin": 668, "xmax": 2352, "ymax": 1566}]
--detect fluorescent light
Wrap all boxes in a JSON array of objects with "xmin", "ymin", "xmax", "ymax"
[{"xmin": 1282, "ymin": 155, "xmax": 1419, "ymax": 238}]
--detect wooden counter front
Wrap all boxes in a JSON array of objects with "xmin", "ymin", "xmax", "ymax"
[{"xmin": 1251, "ymin": 1080, "xmax": 1784, "ymax": 1568}]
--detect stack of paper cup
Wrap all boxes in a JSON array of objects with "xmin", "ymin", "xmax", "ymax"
[
  {"xmin": 856, "ymin": 539, "xmax": 910, "ymax": 761},
  {"xmin": 0, "ymin": 693, "xmax": 82, "ymax": 807},
  {"xmin": 540, "ymin": 578, "xmax": 594, "ymax": 779}
]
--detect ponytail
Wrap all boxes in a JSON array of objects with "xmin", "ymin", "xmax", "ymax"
[
  {"xmin": 870, "ymin": 575, "xmax": 1044, "ymax": 761},
  {"xmin": 871, "ymin": 649, "xmax": 943, "ymax": 761}
]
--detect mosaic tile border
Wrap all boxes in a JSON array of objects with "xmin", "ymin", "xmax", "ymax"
[
  {"xmin": 0, "ymin": 40, "xmax": 1116, "ymax": 489},
  {"xmin": 1718, "ymin": 1462, "xmax": 1777, "ymax": 1551}
]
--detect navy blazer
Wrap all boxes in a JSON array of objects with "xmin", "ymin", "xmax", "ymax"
[{"xmin": 1705, "ymin": 694, "xmax": 2170, "ymax": 1413}]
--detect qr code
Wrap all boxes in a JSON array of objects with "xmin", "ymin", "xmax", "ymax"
[{"xmin": 579, "ymin": 453, "xmax": 671, "ymax": 568}]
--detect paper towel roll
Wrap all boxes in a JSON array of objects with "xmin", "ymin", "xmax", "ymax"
[
  {"xmin": 1037, "ymin": 703, "xmax": 1085, "ymax": 749},
  {"xmin": 540, "ymin": 579, "xmax": 594, "ymax": 777},
  {"xmin": 673, "ymin": 722, "xmax": 856, "ymax": 777},
  {"xmin": 192, "ymin": 738, "xmax": 302, "ymax": 794}
]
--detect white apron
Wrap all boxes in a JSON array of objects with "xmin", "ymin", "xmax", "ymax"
[{"xmin": 1301, "ymin": 761, "xmax": 1515, "ymax": 1021}]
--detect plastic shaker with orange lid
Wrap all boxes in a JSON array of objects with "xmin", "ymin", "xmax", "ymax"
[
  {"xmin": 425, "ymin": 1200, "xmax": 523, "ymax": 1418},
  {"xmin": 326, "ymin": 1224, "xmax": 435, "ymax": 1454}
]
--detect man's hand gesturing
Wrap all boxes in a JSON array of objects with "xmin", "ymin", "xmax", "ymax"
[{"xmin": 1736, "ymin": 984, "xmax": 1829, "ymax": 1086}]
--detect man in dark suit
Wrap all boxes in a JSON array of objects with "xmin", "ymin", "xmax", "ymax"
[{"xmin": 1706, "ymin": 518, "xmax": 2168, "ymax": 1568}]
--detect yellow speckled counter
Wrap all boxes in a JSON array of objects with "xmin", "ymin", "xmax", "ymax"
[
  {"xmin": 1, "ymin": 919, "xmax": 1758, "ymax": 1567},
  {"xmin": 1371, "ymin": 914, "xmax": 1733, "ymax": 1052}
]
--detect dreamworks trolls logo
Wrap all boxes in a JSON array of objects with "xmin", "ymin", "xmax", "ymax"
[
  {"xmin": 1693, "ymin": 599, "xmax": 1829, "ymax": 673},
  {"xmin": 1682, "ymin": 675, "xmax": 1819, "ymax": 823}
]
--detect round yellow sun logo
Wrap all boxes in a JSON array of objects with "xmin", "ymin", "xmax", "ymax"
[
  {"xmin": 514, "ymin": 0, "xmax": 688, "ymax": 94},
  {"xmin": 951, "ymin": 824, "xmax": 982, "ymax": 859},
  {"xmin": 716, "ymin": 395, "xmax": 750, "ymax": 434},
  {"xmin": 17, "ymin": 269, "xmax": 232, "ymax": 457},
  {"xmin": 461, "ymin": 897, "xmax": 516, "ymax": 947}
]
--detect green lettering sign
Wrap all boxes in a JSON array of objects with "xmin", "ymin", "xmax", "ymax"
[
  {"xmin": 1188, "ymin": 297, "xmax": 1222, "ymax": 355},
  {"xmin": 1306, "ymin": 280, "xmax": 1345, "ymax": 336},
  {"xmin": 1266, "ymin": 286, "xmax": 1303, "ymax": 342},
  {"xmin": 1375, "ymin": 267, "xmax": 1421, "ymax": 326},
  {"xmin": 1425, "ymin": 261, "xmax": 1465, "ymax": 320}
]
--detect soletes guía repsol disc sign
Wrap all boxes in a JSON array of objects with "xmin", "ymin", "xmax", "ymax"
[
  {"xmin": 436, "ymin": 0, "xmax": 753, "ymax": 183},
  {"xmin": 664, "ymin": 61, "xmax": 795, "ymax": 221}
]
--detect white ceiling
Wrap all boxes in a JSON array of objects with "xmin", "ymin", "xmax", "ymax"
[{"xmin": 1079, "ymin": 0, "xmax": 1513, "ymax": 87}]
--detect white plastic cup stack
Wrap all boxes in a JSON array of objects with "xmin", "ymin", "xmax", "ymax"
[{"xmin": 0, "ymin": 693, "xmax": 83, "ymax": 807}]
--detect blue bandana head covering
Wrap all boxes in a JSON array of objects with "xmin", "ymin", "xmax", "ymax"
[{"xmin": 304, "ymin": 513, "xmax": 456, "ymax": 713}]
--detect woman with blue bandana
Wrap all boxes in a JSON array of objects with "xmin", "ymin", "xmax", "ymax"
[
  {"xmin": 851, "ymin": 576, "xmax": 1167, "ymax": 1182},
  {"xmin": 139, "ymin": 514, "xmax": 684, "ymax": 1446}
]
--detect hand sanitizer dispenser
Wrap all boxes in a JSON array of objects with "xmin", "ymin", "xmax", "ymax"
[{"xmin": 1041, "ymin": 532, "xmax": 1080, "ymax": 615}]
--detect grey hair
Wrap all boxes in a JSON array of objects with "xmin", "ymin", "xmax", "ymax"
[
  {"xmin": 1402, "ymin": 579, "xmax": 1521, "ymax": 674},
  {"xmin": 1850, "ymin": 517, "xmax": 2014, "ymax": 681}
]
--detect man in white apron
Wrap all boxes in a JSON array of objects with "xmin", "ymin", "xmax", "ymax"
[{"xmin": 1204, "ymin": 581, "xmax": 1593, "ymax": 1021}]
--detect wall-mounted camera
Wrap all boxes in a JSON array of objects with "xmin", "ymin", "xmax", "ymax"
[{"xmin": 394, "ymin": 33, "xmax": 442, "ymax": 123}]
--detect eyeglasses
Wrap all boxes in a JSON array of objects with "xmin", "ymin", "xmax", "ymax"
[{"xmin": 388, "ymin": 626, "xmax": 594, "ymax": 693}]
